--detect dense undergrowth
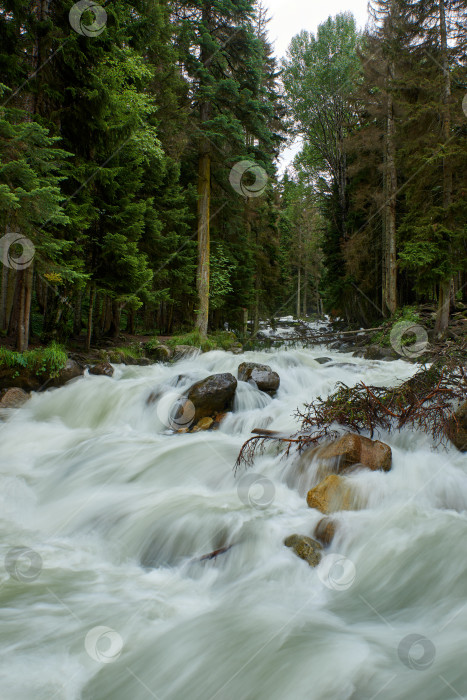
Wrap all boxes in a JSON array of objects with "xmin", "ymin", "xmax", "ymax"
[{"xmin": 0, "ymin": 343, "xmax": 68, "ymax": 378}]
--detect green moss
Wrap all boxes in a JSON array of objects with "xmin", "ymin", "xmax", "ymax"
[
  {"xmin": 0, "ymin": 342, "xmax": 68, "ymax": 378},
  {"xmin": 371, "ymin": 306, "xmax": 423, "ymax": 347}
]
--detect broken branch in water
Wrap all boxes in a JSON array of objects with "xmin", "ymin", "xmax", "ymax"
[{"xmin": 235, "ymin": 355, "xmax": 467, "ymax": 471}]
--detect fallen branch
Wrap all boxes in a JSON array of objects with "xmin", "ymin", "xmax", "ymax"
[{"xmin": 236, "ymin": 354, "xmax": 466, "ymax": 471}]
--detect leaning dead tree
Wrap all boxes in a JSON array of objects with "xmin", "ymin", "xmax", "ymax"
[{"xmin": 236, "ymin": 352, "xmax": 467, "ymax": 471}]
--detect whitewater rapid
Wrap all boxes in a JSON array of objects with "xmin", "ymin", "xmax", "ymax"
[{"xmin": 1, "ymin": 336, "xmax": 467, "ymax": 699}]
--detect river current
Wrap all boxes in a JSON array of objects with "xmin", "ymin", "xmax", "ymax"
[{"xmin": 1, "ymin": 327, "xmax": 467, "ymax": 699}]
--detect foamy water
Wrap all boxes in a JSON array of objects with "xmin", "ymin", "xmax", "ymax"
[{"xmin": 1, "ymin": 328, "xmax": 466, "ymax": 699}]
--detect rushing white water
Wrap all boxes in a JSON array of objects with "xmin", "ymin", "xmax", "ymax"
[{"xmin": 1, "ymin": 332, "xmax": 467, "ymax": 700}]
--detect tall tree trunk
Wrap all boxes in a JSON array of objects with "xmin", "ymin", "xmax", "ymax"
[
  {"xmin": 195, "ymin": 105, "xmax": 211, "ymax": 337},
  {"xmin": 195, "ymin": 4, "xmax": 213, "ymax": 337},
  {"xmin": 434, "ymin": 0, "xmax": 453, "ymax": 338},
  {"xmin": 85, "ymin": 284, "xmax": 96, "ymax": 352},
  {"xmin": 296, "ymin": 267, "xmax": 301, "ymax": 319},
  {"xmin": 302, "ymin": 272, "xmax": 307, "ymax": 317},
  {"xmin": 384, "ymin": 59, "xmax": 397, "ymax": 315},
  {"xmin": 337, "ymin": 126, "xmax": 347, "ymax": 239},
  {"xmin": 15, "ymin": 264, "xmax": 33, "ymax": 351},
  {"xmin": 73, "ymin": 291, "xmax": 82, "ymax": 337},
  {"xmin": 0, "ymin": 263, "xmax": 9, "ymax": 331}
]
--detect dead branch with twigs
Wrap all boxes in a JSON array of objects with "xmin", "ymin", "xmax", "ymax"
[{"xmin": 235, "ymin": 353, "xmax": 466, "ymax": 472}]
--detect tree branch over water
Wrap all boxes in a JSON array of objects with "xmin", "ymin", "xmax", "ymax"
[{"xmin": 236, "ymin": 351, "xmax": 467, "ymax": 471}]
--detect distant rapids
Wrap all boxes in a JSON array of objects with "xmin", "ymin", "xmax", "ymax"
[{"xmin": 1, "ymin": 320, "xmax": 467, "ymax": 700}]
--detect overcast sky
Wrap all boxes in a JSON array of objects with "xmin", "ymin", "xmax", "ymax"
[{"xmin": 263, "ymin": 0, "xmax": 371, "ymax": 170}]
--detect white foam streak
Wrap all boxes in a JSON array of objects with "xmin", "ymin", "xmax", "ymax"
[{"xmin": 1, "ymin": 333, "xmax": 466, "ymax": 699}]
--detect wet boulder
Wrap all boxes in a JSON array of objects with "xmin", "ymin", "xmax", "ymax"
[
  {"xmin": 307, "ymin": 474, "xmax": 355, "ymax": 515},
  {"xmin": 89, "ymin": 362, "xmax": 114, "ymax": 378},
  {"xmin": 284, "ymin": 534, "xmax": 322, "ymax": 567},
  {"xmin": 237, "ymin": 362, "xmax": 280, "ymax": 395},
  {"xmin": 314, "ymin": 357, "xmax": 332, "ymax": 365},
  {"xmin": 48, "ymin": 359, "xmax": 85, "ymax": 388},
  {"xmin": 314, "ymin": 518, "xmax": 337, "ymax": 547},
  {"xmin": 184, "ymin": 373, "xmax": 237, "ymax": 423},
  {"xmin": 191, "ymin": 416, "xmax": 214, "ymax": 432},
  {"xmin": 173, "ymin": 345, "xmax": 199, "ymax": 360},
  {"xmin": 0, "ymin": 387, "xmax": 30, "ymax": 409},
  {"xmin": 305, "ymin": 433, "xmax": 392, "ymax": 474},
  {"xmin": 448, "ymin": 401, "xmax": 467, "ymax": 452},
  {"xmin": 147, "ymin": 344, "xmax": 173, "ymax": 362},
  {"xmin": 228, "ymin": 343, "xmax": 243, "ymax": 355},
  {"xmin": 352, "ymin": 345, "xmax": 397, "ymax": 361}
]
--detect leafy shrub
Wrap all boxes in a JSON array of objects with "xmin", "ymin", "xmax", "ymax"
[
  {"xmin": 371, "ymin": 306, "xmax": 422, "ymax": 347},
  {"xmin": 0, "ymin": 342, "xmax": 68, "ymax": 377},
  {"xmin": 166, "ymin": 330, "xmax": 237, "ymax": 352}
]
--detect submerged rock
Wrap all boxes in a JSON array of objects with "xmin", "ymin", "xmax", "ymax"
[
  {"xmin": 184, "ymin": 373, "xmax": 237, "ymax": 423},
  {"xmin": 237, "ymin": 362, "xmax": 280, "ymax": 395},
  {"xmin": 284, "ymin": 534, "xmax": 322, "ymax": 567},
  {"xmin": 314, "ymin": 357, "xmax": 332, "ymax": 364},
  {"xmin": 173, "ymin": 345, "xmax": 199, "ymax": 359},
  {"xmin": 191, "ymin": 416, "xmax": 214, "ymax": 432},
  {"xmin": 352, "ymin": 345, "xmax": 397, "ymax": 361},
  {"xmin": 314, "ymin": 518, "xmax": 337, "ymax": 546},
  {"xmin": 89, "ymin": 362, "xmax": 114, "ymax": 377},
  {"xmin": 448, "ymin": 401, "xmax": 467, "ymax": 452},
  {"xmin": 228, "ymin": 343, "xmax": 243, "ymax": 355},
  {"xmin": 305, "ymin": 433, "xmax": 392, "ymax": 474},
  {"xmin": 0, "ymin": 387, "xmax": 30, "ymax": 409},
  {"xmin": 307, "ymin": 474, "xmax": 354, "ymax": 514}
]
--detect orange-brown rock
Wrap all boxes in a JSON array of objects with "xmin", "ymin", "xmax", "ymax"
[
  {"xmin": 308, "ymin": 433, "xmax": 392, "ymax": 473},
  {"xmin": 314, "ymin": 518, "xmax": 337, "ymax": 546},
  {"xmin": 191, "ymin": 416, "xmax": 214, "ymax": 432},
  {"xmin": 0, "ymin": 387, "xmax": 30, "ymax": 409},
  {"xmin": 307, "ymin": 474, "xmax": 353, "ymax": 514}
]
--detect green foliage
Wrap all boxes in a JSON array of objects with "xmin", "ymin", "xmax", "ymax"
[
  {"xmin": 166, "ymin": 330, "xmax": 237, "ymax": 353},
  {"xmin": 0, "ymin": 342, "xmax": 67, "ymax": 377},
  {"xmin": 108, "ymin": 345, "xmax": 144, "ymax": 362},
  {"xmin": 371, "ymin": 306, "xmax": 423, "ymax": 347}
]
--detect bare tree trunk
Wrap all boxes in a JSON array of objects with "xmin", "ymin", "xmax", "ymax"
[
  {"xmin": 73, "ymin": 291, "xmax": 82, "ymax": 337},
  {"xmin": 195, "ymin": 107, "xmax": 211, "ymax": 337},
  {"xmin": 85, "ymin": 284, "xmax": 95, "ymax": 352},
  {"xmin": 296, "ymin": 266, "xmax": 301, "ymax": 319},
  {"xmin": 434, "ymin": 0, "xmax": 453, "ymax": 338},
  {"xmin": 195, "ymin": 4, "xmax": 213, "ymax": 337},
  {"xmin": 0, "ymin": 263, "xmax": 9, "ymax": 331},
  {"xmin": 384, "ymin": 59, "xmax": 397, "ymax": 315},
  {"xmin": 14, "ymin": 264, "xmax": 33, "ymax": 351},
  {"xmin": 253, "ymin": 287, "xmax": 260, "ymax": 335},
  {"xmin": 302, "ymin": 259, "xmax": 308, "ymax": 317}
]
